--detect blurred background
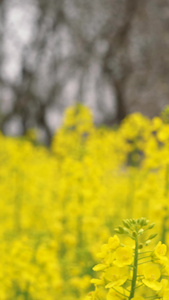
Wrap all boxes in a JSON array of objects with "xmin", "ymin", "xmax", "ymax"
[{"xmin": 0, "ymin": 0, "xmax": 169, "ymax": 144}]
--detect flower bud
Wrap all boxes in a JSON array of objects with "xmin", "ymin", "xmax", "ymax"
[
  {"xmin": 138, "ymin": 243, "xmax": 144, "ymax": 249},
  {"xmin": 138, "ymin": 228, "xmax": 144, "ymax": 235},
  {"xmin": 148, "ymin": 223, "xmax": 155, "ymax": 230},
  {"xmin": 148, "ymin": 233, "xmax": 158, "ymax": 240},
  {"xmin": 145, "ymin": 240, "xmax": 151, "ymax": 246},
  {"xmin": 132, "ymin": 231, "xmax": 137, "ymax": 238},
  {"xmin": 122, "ymin": 220, "xmax": 130, "ymax": 229}
]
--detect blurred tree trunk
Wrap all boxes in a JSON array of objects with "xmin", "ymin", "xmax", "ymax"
[
  {"xmin": 102, "ymin": 0, "xmax": 139, "ymax": 125},
  {"xmin": 1, "ymin": 0, "xmax": 169, "ymax": 141},
  {"xmin": 114, "ymin": 80, "xmax": 127, "ymax": 123}
]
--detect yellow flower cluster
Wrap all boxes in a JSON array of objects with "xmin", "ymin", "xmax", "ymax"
[
  {"xmin": 0, "ymin": 104, "xmax": 169, "ymax": 299},
  {"xmin": 90, "ymin": 219, "xmax": 169, "ymax": 300}
]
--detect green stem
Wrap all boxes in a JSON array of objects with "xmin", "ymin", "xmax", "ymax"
[
  {"xmin": 138, "ymin": 255, "xmax": 151, "ymax": 260},
  {"xmin": 138, "ymin": 250, "xmax": 153, "ymax": 255},
  {"xmin": 129, "ymin": 235, "xmax": 138, "ymax": 300},
  {"xmin": 161, "ymin": 216, "xmax": 168, "ymax": 244},
  {"xmin": 138, "ymin": 260, "xmax": 152, "ymax": 265}
]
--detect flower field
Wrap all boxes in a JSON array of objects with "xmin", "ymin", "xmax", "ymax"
[{"xmin": 1, "ymin": 104, "xmax": 169, "ymax": 299}]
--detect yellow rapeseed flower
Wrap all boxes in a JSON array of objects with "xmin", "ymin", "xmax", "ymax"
[
  {"xmin": 106, "ymin": 287, "xmax": 128, "ymax": 300},
  {"xmin": 114, "ymin": 245, "xmax": 133, "ymax": 267},
  {"xmin": 153, "ymin": 242, "xmax": 168, "ymax": 265},
  {"xmin": 104, "ymin": 265, "xmax": 129, "ymax": 288},
  {"xmin": 107, "ymin": 235, "xmax": 120, "ymax": 250},
  {"xmin": 92, "ymin": 264, "xmax": 107, "ymax": 271},
  {"xmin": 142, "ymin": 263, "xmax": 162, "ymax": 291}
]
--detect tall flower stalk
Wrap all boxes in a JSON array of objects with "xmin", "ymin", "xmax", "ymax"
[{"xmin": 129, "ymin": 234, "xmax": 138, "ymax": 299}]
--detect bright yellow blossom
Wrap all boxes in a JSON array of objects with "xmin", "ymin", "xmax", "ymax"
[
  {"xmin": 104, "ymin": 265, "xmax": 129, "ymax": 287},
  {"xmin": 153, "ymin": 241, "xmax": 168, "ymax": 264},
  {"xmin": 142, "ymin": 264, "xmax": 162, "ymax": 291},
  {"xmin": 93, "ymin": 264, "xmax": 107, "ymax": 271},
  {"xmin": 108, "ymin": 235, "xmax": 120, "ymax": 250},
  {"xmin": 114, "ymin": 245, "xmax": 133, "ymax": 267},
  {"xmin": 106, "ymin": 287, "xmax": 128, "ymax": 300}
]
